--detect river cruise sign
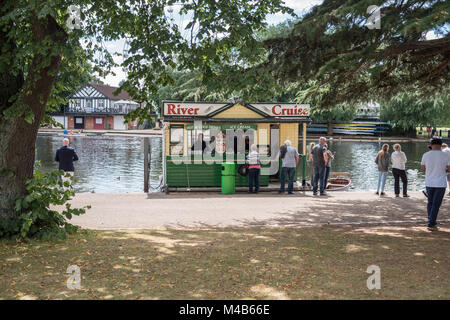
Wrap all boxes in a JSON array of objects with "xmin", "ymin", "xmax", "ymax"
[
  {"xmin": 249, "ymin": 103, "xmax": 310, "ymax": 117},
  {"xmin": 164, "ymin": 102, "xmax": 228, "ymax": 116},
  {"xmin": 162, "ymin": 102, "xmax": 310, "ymax": 119}
]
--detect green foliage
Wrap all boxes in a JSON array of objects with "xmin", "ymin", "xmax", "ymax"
[
  {"xmin": 151, "ymin": 66, "xmax": 300, "ymax": 105},
  {"xmin": 1, "ymin": 0, "xmax": 294, "ymax": 123},
  {"xmin": 311, "ymin": 105, "xmax": 357, "ymax": 123},
  {"xmin": 0, "ymin": 167, "xmax": 90, "ymax": 240},
  {"xmin": 260, "ymin": 0, "xmax": 450, "ymax": 108},
  {"xmin": 44, "ymin": 55, "xmax": 103, "ymax": 127},
  {"xmin": 381, "ymin": 91, "xmax": 450, "ymax": 132}
]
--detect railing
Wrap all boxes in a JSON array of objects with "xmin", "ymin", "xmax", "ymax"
[{"xmin": 65, "ymin": 105, "xmax": 136, "ymax": 114}]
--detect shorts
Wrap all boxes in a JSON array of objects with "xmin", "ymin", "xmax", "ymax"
[{"xmin": 447, "ymin": 174, "xmax": 450, "ymax": 182}]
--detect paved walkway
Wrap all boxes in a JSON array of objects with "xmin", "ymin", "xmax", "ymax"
[{"xmin": 65, "ymin": 191, "xmax": 450, "ymax": 230}]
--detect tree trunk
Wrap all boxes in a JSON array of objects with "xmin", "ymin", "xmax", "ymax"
[
  {"xmin": 327, "ymin": 122, "xmax": 333, "ymax": 136},
  {"xmin": 0, "ymin": 14, "xmax": 67, "ymax": 219}
]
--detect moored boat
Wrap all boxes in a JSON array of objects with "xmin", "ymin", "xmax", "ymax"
[{"xmin": 326, "ymin": 172, "xmax": 351, "ymax": 191}]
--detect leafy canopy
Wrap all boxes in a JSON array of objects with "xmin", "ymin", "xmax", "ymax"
[
  {"xmin": 380, "ymin": 90, "xmax": 450, "ymax": 130},
  {"xmin": 259, "ymin": 0, "xmax": 449, "ymax": 108},
  {"xmin": 1, "ymin": 0, "xmax": 294, "ymax": 122}
]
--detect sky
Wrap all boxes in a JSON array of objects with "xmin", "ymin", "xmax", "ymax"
[
  {"xmin": 95, "ymin": 0, "xmax": 443, "ymax": 87},
  {"xmin": 97, "ymin": 0, "xmax": 323, "ymax": 86}
]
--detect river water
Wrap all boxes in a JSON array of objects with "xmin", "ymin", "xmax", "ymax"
[{"xmin": 36, "ymin": 134, "xmax": 429, "ymax": 193}]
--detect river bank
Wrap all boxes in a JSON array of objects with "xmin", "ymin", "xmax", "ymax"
[
  {"xmin": 38, "ymin": 128, "xmax": 437, "ymax": 142},
  {"xmin": 38, "ymin": 128, "xmax": 162, "ymax": 137},
  {"xmin": 36, "ymin": 135, "xmax": 432, "ymax": 193}
]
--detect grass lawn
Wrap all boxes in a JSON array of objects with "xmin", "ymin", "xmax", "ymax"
[{"xmin": 0, "ymin": 225, "xmax": 449, "ymax": 300}]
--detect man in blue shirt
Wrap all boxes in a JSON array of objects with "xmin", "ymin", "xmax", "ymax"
[{"xmin": 278, "ymin": 140, "xmax": 299, "ymax": 194}]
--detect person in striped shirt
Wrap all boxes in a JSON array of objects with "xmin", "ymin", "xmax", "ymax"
[{"xmin": 247, "ymin": 144, "xmax": 261, "ymax": 193}]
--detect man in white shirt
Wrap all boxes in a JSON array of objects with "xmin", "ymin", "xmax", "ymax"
[
  {"xmin": 442, "ymin": 143, "xmax": 450, "ymax": 195},
  {"xmin": 421, "ymin": 138, "xmax": 450, "ymax": 231}
]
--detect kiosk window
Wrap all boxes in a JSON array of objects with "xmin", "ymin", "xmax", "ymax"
[
  {"xmin": 170, "ymin": 125, "xmax": 184, "ymax": 155},
  {"xmin": 188, "ymin": 129, "xmax": 212, "ymax": 153}
]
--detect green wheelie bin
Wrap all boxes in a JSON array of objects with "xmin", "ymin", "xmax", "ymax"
[{"xmin": 221, "ymin": 162, "xmax": 236, "ymax": 194}]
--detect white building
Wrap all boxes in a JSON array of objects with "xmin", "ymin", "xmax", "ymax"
[{"xmin": 54, "ymin": 82, "xmax": 141, "ymax": 130}]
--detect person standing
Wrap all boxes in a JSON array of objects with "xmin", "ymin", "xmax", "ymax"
[
  {"xmin": 55, "ymin": 138, "xmax": 79, "ymax": 187},
  {"xmin": 247, "ymin": 144, "xmax": 261, "ymax": 193},
  {"xmin": 421, "ymin": 138, "xmax": 450, "ymax": 231},
  {"xmin": 375, "ymin": 144, "xmax": 390, "ymax": 196},
  {"xmin": 442, "ymin": 143, "xmax": 450, "ymax": 195},
  {"xmin": 307, "ymin": 142, "xmax": 315, "ymax": 187},
  {"xmin": 391, "ymin": 143, "xmax": 409, "ymax": 197},
  {"xmin": 191, "ymin": 133, "xmax": 206, "ymax": 153},
  {"xmin": 208, "ymin": 136, "xmax": 216, "ymax": 156},
  {"xmin": 323, "ymin": 143, "xmax": 334, "ymax": 190},
  {"xmin": 279, "ymin": 140, "xmax": 299, "ymax": 194},
  {"xmin": 311, "ymin": 137, "xmax": 328, "ymax": 196}
]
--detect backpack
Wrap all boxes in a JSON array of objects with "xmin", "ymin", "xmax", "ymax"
[{"xmin": 280, "ymin": 145, "xmax": 287, "ymax": 159}]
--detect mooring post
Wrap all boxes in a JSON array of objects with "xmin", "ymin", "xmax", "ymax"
[
  {"xmin": 144, "ymin": 137, "xmax": 149, "ymax": 193},
  {"xmin": 302, "ymin": 122, "xmax": 307, "ymax": 189}
]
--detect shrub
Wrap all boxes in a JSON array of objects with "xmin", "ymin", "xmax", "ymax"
[{"xmin": 0, "ymin": 167, "xmax": 90, "ymax": 240}]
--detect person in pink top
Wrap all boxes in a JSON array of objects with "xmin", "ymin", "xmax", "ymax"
[{"xmin": 247, "ymin": 144, "xmax": 261, "ymax": 193}]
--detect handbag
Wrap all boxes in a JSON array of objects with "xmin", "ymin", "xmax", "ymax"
[{"xmin": 238, "ymin": 164, "xmax": 249, "ymax": 176}]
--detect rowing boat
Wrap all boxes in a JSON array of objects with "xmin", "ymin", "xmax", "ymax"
[{"xmin": 326, "ymin": 172, "xmax": 351, "ymax": 191}]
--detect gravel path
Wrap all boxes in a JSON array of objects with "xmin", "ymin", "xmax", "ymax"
[{"xmin": 64, "ymin": 191, "xmax": 450, "ymax": 230}]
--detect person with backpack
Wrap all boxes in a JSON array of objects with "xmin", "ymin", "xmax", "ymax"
[{"xmin": 278, "ymin": 140, "xmax": 299, "ymax": 194}]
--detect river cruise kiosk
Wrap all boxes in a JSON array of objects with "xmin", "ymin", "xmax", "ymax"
[{"xmin": 161, "ymin": 101, "xmax": 311, "ymax": 192}]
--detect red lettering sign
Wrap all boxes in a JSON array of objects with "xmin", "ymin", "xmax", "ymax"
[
  {"xmin": 272, "ymin": 104, "xmax": 281, "ymax": 115},
  {"xmin": 166, "ymin": 104, "xmax": 200, "ymax": 115},
  {"xmin": 271, "ymin": 104, "xmax": 309, "ymax": 116},
  {"xmin": 167, "ymin": 103, "xmax": 176, "ymax": 114}
]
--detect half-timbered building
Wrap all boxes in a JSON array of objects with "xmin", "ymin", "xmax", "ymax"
[{"xmin": 59, "ymin": 82, "xmax": 141, "ymax": 130}]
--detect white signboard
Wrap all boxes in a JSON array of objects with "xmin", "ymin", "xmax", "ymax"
[
  {"xmin": 250, "ymin": 103, "xmax": 310, "ymax": 117},
  {"xmin": 162, "ymin": 102, "xmax": 310, "ymax": 118},
  {"xmin": 163, "ymin": 102, "xmax": 228, "ymax": 117}
]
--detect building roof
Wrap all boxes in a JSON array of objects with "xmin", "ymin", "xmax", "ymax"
[{"xmin": 89, "ymin": 82, "xmax": 134, "ymax": 101}]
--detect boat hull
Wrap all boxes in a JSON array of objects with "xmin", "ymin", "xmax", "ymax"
[{"xmin": 326, "ymin": 172, "xmax": 351, "ymax": 191}]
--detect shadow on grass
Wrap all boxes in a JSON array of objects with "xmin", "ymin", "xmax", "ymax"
[{"xmin": 0, "ymin": 225, "xmax": 449, "ymax": 300}]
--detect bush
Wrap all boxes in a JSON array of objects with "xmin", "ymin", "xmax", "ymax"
[{"xmin": 0, "ymin": 167, "xmax": 90, "ymax": 240}]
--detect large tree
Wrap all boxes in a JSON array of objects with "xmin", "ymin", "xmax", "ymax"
[
  {"xmin": 380, "ymin": 91, "xmax": 450, "ymax": 136},
  {"xmin": 0, "ymin": 0, "xmax": 292, "ymax": 219},
  {"xmin": 258, "ymin": 0, "xmax": 449, "ymax": 108}
]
